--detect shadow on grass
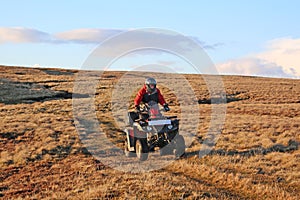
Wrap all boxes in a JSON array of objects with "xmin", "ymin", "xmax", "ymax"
[
  {"xmin": 198, "ymin": 91, "xmax": 250, "ymax": 104},
  {"xmin": 185, "ymin": 139, "xmax": 299, "ymax": 158},
  {"xmin": 0, "ymin": 79, "xmax": 89, "ymax": 104}
]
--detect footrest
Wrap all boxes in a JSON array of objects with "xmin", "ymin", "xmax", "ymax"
[{"xmin": 129, "ymin": 147, "xmax": 135, "ymax": 151}]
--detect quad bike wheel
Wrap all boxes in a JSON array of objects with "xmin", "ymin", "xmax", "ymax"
[
  {"xmin": 135, "ymin": 139, "xmax": 149, "ymax": 161},
  {"xmin": 174, "ymin": 135, "xmax": 185, "ymax": 158}
]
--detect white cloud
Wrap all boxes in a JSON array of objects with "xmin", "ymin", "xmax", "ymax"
[
  {"xmin": 32, "ymin": 64, "xmax": 41, "ymax": 68},
  {"xmin": 257, "ymin": 38, "xmax": 300, "ymax": 77},
  {"xmin": 217, "ymin": 58, "xmax": 293, "ymax": 78},
  {"xmin": 217, "ymin": 38, "xmax": 300, "ymax": 78},
  {"xmin": 0, "ymin": 27, "xmax": 123, "ymax": 44},
  {"xmin": 0, "ymin": 27, "xmax": 54, "ymax": 43},
  {"xmin": 55, "ymin": 28, "xmax": 124, "ymax": 43},
  {"xmin": 0, "ymin": 27, "xmax": 221, "ymax": 51},
  {"xmin": 188, "ymin": 36, "xmax": 224, "ymax": 50}
]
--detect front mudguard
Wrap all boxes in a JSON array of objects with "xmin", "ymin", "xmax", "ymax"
[
  {"xmin": 125, "ymin": 127, "xmax": 147, "ymax": 152},
  {"xmin": 125, "ymin": 128, "xmax": 135, "ymax": 152}
]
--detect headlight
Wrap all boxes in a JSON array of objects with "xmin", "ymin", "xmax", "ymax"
[
  {"xmin": 147, "ymin": 126, "xmax": 152, "ymax": 131},
  {"xmin": 167, "ymin": 125, "xmax": 173, "ymax": 129}
]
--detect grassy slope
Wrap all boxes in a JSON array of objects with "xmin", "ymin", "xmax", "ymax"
[{"xmin": 0, "ymin": 65, "xmax": 299, "ymax": 199}]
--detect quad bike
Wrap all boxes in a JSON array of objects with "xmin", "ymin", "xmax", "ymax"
[{"xmin": 124, "ymin": 102, "xmax": 185, "ymax": 161}]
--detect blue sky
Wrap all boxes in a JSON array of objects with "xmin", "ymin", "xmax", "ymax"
[{"xmin": 1, "ymin": 1, "xmax": 300, "ymax": 78}]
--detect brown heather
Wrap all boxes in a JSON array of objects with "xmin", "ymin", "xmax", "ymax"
[{"xmin": 0, "ymin": 65, "xmax": 299, "ymax": 199}]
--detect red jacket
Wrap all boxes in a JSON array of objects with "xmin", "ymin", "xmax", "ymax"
[{"xmin": 134, "ymin": 85, "xmax": 166, "ymax": 106}]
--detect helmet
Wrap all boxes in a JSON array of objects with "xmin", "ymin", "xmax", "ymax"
[{"xmin": 145, "ymin": 77, "xmax": 157, "ymax": 93}]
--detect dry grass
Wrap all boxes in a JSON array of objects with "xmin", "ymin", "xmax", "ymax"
[{"xmin": 0, "ymin": 65, "xmax": 299, "ymax": 199}]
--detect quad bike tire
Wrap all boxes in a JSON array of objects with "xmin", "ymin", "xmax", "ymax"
[
  {"xmin": 135, "ymin": 139, "xmax": 149, "ymax": 161},
  {"xmin": 174, "ymin": 135, "xmax": 185, "ymax": 158}
]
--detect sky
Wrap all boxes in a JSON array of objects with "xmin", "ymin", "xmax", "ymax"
[{"xmin": 0, "ymin": 0, "xmax": 300, "ymax": 78}]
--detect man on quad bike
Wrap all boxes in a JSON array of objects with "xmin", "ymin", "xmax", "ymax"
[
  {"xmin": 134, "ymin": 77, "xmax": 170, "ymax": 112},
  {"xmin": 125, "ymin": 77, "xmax": 185, "ymax": 161}
]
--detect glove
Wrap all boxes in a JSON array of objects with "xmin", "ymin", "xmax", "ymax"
[
  {"xmin": 135, "ymin": 105, "xmax": 140, "ymax": 112},
  {"xmin": 163, "ymin": 104, "xmax": 170, "ymax": 112}
]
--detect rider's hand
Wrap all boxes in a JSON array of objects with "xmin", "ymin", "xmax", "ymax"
[
  {"xmin": 135, "ymin": 105, "xmax": 140, "ymax": 112},
  {"xmin": 163, "ymin": 104, "xmax": 170, "ymax": 112}
]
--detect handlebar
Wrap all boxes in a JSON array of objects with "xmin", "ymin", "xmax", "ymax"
[{"xmin": 138, "ymin": 102, "xmax": 167, "ymax": 112}]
